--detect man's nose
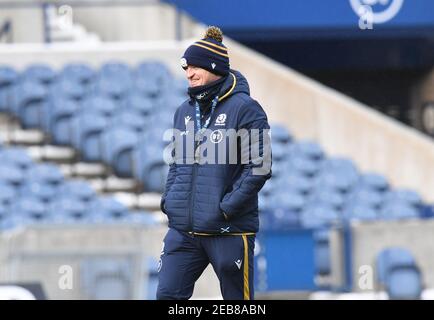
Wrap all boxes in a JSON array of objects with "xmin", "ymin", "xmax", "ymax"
[{"xmin": 186, "ymin": 67, "xmax": 194, "ymax": 79}]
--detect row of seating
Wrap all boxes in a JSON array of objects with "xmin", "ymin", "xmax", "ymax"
[
  {"xmin": 261, "ymin": 124, "xmax": 426, "ymax": 230},
  {"xmin": 0, "ymin": 143, "xmax": 159, "ymax": 231},
  {"xmin": 0, "ymin": 62, "xmax": 187, "ymax": 192}
]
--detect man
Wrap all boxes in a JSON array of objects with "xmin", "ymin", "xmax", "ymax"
[{"xmin": 157, "ymin": 26, "xmax": 271, "ymax": 300}]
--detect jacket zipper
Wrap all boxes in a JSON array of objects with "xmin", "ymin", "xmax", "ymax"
[{"xmin": 189, "ymin": 162, "xmax": 198, "ymax": 232}]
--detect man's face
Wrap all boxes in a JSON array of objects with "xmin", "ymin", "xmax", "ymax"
[{"xmin": 185, "ymin": 65, "xmax": 220, "ymax": 87}]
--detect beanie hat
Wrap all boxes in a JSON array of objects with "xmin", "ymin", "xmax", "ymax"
[{"xmin": 181, "ymin": 26, "xmax": 230, "ymax": 76}]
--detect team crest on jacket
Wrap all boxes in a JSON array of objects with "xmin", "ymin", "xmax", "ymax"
[
  {"xmin": 215, "ymin": 113, "xmax": 226, "ymax": 126},
  {"xmin": 210, "ymin": 130, "xmax": 223, "ymax": 144}
]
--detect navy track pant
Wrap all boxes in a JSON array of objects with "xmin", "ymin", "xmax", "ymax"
[{"xmin": 156, "ymin": 228, "xmax": 255, "ymax": 300}]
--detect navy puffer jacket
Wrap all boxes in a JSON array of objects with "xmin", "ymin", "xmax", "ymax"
[{"xmin": 161, "ymin": 70, "xmax": 272, "ymax": 234}]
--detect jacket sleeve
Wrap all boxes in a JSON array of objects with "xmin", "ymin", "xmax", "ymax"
[
  {"xmin": 160, "ymin": 108, "xmax": 179, "ymax": 214},
  {"xmin": 160, "ymin": 163, "xmax": 176, "ymax": 214},
  {"xmin": 219, "ymin": 100, "xmax": 272, "ymax": 219}
]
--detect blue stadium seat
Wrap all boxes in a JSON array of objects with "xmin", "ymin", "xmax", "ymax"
[
  {"xmin": 172, "ymin": 77, "xmax": 188, "ymax": 97},
  {"xmin": 81, "ymin": 96, "xmax": 117, "ymax": 118},
  {"xmin": 380, "ymin": 204, "xmax": 419, "ymax": 220},
  {"xmin": 101, "ymin": 125, "xmax": 140, "ymax": 177},
  {"xmin": 0, "ymin": 164, "xmax": 25, "ymax": 187},
  {"xmin": 135, "ymin": 61, "xmax": 172, "ymax": 91},
  {"xmin": 22, "ymin": 64, "xmax": 56, "ymax": 84},
  {"xmin": 376, "ymin": 247, "xmax": 423, "ymax": 299},
  {"xmin": 49, "ymin": 197, "xmax": 88, "ymax": 221},
  {"xmin": 96, "ymin": 76, "xmax": 131, "ymax": 100},
  {"xmin": 346, "ymin": 187, "xmax": 383, "ymax": 209},
  {"xmin": 319, "ymin": 157, "xmax": 358, "ymax": 176},
  {"xmin": 271, "ymin": 143, "xmax": 289, "ymax": 162},
  {"xmin": 61, "ymin": 63, "xmax": 94, "ymax": 84},
  {"xmin": 343, "ymin": 204, "xmax": 378, "ymax": 221},
  {"xmin": 20, "ymin": 180, "xmax": 57, "ymax": 203},
  {"xmin": 46, "ymin": 99, "xmax": 80, "ymax": 145},
  {"xmin": 383, "ymin": 189, "xmax": 422, "ymax": 208},
  {"xmin": 100, "ymin": 62, "xmax": 131, "ymax": 79},
  {"xmin": 289, "ymin": 141, "xmax": 324, "ymax": 161},
  {"xmin": 270, "ymin": 124, "xmax": 292, "ymax": 144},
  {"xmin": 13, "ymin": 80, "xmax": 48, "ymax": 128},
  {"xmin": 287, "ymin": 154, "xmax": 319, "ymax": 177},
  {"xmin": 59, "ymin": 180, "xmax": 96, "ymax": 203},
  {"xmin": 359, "ymin": 173, "xmax": 389, "ymax": 192},
  {"xmin": 133, "ymin": 143, "xmax": 169, "ymax": 192},
  {"xmin": 124, "ymin": 93, "xmax": 154, "ymax": 117},
  {"xmin": 27, "ymin": 163, "xmax": 64, "ymax": 186},
  {"xmin": 112, "ymin": 109, "xmax": 147, "ymax": 133},
  {"xmin": 0, "ymin": 182, "xmax": 16, "ymax": 206},
  {"xmin": 10, "ymin": 196, "xmax": 47, "ymax": 221},
  {"xmin": 90, "ymin": 196, "xmax": 128, "ymax": 219},
  {"xmin": 134, "ymin": 75, "xmax": 161, "ymax": 98},
  {"xmin": 0, "ymin": 147, "xmax": 34, "ymax": 171},
  {"xmin": 300, "ymin": 205, "xmax": 340, "ymax": 229},
  {"xmin": 309, "ymin": 188, "xmax": 345, "ymax": 211},
  {"xmin": 71, "ymin": 110, "xmax": 109, "ymax": 162},
  {"xmin": 49, "ymin": 78, "xmax": 85, "ymax": 101},
  {"xmin": 314, "ymin": 229, "xmax": 331, "ymax": 276},
  {"xmin": 0, "ymin": 66, "xmax": 18, "ymax": 112},
  {"xmin": 315, "ymin": 170, "xmax": 357, "ymax": 194},
  {"xmin": 122, "ymin": 211, "xmax": 160, "ymax": 226},
  {"xmin": 285, "ymin": 172, "xmax": 313, "ymax": 195}
]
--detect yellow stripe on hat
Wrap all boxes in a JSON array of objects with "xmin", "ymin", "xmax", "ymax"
[
  {"xmin": 197, "ymin": 40, "xmax": 228, "ymax": 51},
  {"xmin": 192, "ymin": 43, "xmax": 229, "ymax": 58}
]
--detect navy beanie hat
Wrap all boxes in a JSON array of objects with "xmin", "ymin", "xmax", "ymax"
[{"xmin": 181, "ymin": 26, "xmax": 230, "ymax": 76}]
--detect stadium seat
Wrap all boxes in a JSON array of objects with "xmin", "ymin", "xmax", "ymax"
[
  {"xmin": 46, "ymin": 98, "xmax": 80, "ymax": 145},
  {"xmin": 81, "ymin": 95, "xmax": 117, "ymax": 118},
  {"xmin": 50, "ymin": 197, "xmax": 88, "ymax": 221},
  {"xmin": 346, "ymin": 187, "xmax": 383, "ymax": 209},
  {"xmin": 289, "ymin": 141, "xmax": 324, "ymax": 161},
  {"xmin": 50, "ymin": 78, "xmax": 85, "ymax": 101},
  {"xmin": 90, "ymin": 196, "xmax": 128, "ymax": 219},
  {"xmin": 300, "ymin": 205, "xmax": 340, "ymax": 229},
  {"xmin": 112, "ymin": 109, "xmax": 147, "ymax": 133},
  {"xmin": 0, "ymin": 164, "xmax": 25, "ymax": 187},
  {"xmin": 314, "ymin": 229, "xmax": 331, "ymax": 276},
  {"xmin": 27, "ymin": 163, "xmax": 64, "ymax": 186},
  {"xmin": 343, "ymin": 204, "xmax": 378, "ymax": 221},
  {"xmin": 380, "ymin": 204, "xmax": 419, "ymax": 220},
  {"xmin": 10, "ymin": 196, "xmax": 47, "ymax": 221},
  {"xmin": 13, "ymin": 80, "xmax": 48, "ymax": 128},
  {"xmin": 20, "ymin": 180, "xmax": 57, "ymax": 203},
  {"xmin": 0, "ymin": 182, "xmax": 17, "ymax": 206},
  {"xmin": 0, "ymin": 147, "xmax": 34, "ymax": 171},
  {"xmin": 375, "ymin": 247, "xmax": 423, "ymax": 299},
  {"xmin": 59, "ymin": 180, "xmax": 96, "ymax": 203},
  {"xmin": 0, "ymin": 66, "xmax": 18, "ymax": 112},
  {"xmin": 22, "ymin": 64, "xmax": 56, "ymax": 84},
  {"xmin": 270, "ymin": 124, "xmax": 292, "ymax": 144},
  {"xmin": 287, "ymin": 154, "xmax": 319, "ymax": 177},
  {"xmin": 101, "ymin": 125, "xmax": 140, "ymax": 177},
  {"xmin": 123, "ymin": 93, "xmax": 154, "ymax": 118},
  {"xmin": 71, "ymin": 110, "xmax": 109, "ymax": 162},
  {"xmin": 60, "ymin": 63, "xmax": 95, "ymax": 85},
  {"xmin": 383, "ymin": 189, "xmax": 422, "ymax": 208},
  {"xmin": 309, "ymin": 188, "xmax": 345, "ymax": 211},
  {"xmin": 359, "ymin": 173, "xmax": 389, "ymax": 192}
]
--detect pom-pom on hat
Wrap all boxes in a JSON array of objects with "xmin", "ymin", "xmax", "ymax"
[{"xmin": 181, "ymin": 26, "xmax": 230, "ymax": 76}]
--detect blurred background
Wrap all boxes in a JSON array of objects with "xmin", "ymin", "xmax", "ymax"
[{"xmin": 0, "ymin": 0, "xmax": 433, "ymax": 300}]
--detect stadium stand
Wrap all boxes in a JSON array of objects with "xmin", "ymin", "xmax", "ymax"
[{"xmin": 0, "ymin": 61, "xmax": 431, "ymax": 297}]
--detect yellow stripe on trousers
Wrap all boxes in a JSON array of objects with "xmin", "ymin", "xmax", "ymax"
[{"xmin": 242, "ymin": 235, "xmax": 250, "ymax": 300}]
